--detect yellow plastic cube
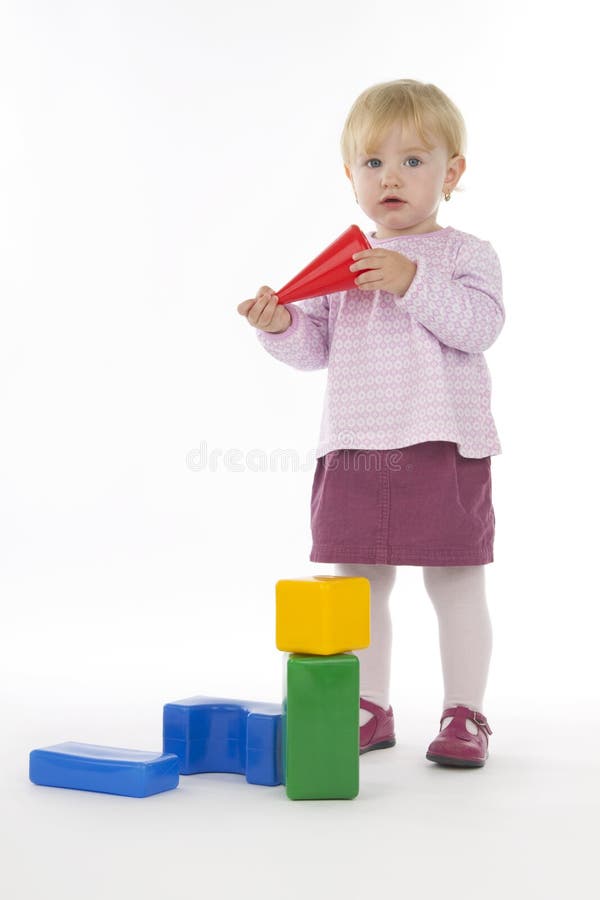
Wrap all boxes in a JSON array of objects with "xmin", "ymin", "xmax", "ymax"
[{"xmin": 275, "ymin": 576, "xmax": 370, "ymax": 655}]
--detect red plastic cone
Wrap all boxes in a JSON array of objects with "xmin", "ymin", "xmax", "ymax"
[{"xmin": 275, "ymin": 224, "xmax": 373, "ymax": 305}]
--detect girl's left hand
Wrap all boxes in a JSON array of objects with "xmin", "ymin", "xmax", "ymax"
[{"xmin": 349, "ymin": 249, "xmax": 417, "ymax": 297}]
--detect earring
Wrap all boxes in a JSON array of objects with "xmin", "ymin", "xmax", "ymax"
[{"xmin": 443, "ymin": 191, "xmax": 452, "ymax": 201}]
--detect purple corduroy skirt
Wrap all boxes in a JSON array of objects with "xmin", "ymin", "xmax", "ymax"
[{"xmin": 309, "ymin": 441, "xmax": 495, "ymax": 566}]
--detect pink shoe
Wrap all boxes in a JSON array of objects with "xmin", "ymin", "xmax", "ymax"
[
  {"xmin": 426, "ymin": 705, "xmax": 492, "ymax": 767},
  {"xmin": 359, "ymin": 698, "xmax": 396, "ymax": 754}
]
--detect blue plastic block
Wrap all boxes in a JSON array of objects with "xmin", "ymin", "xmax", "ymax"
[
  {"xmin": 163, "ymin": 696, "xmax": 282, "ymax": 786},
  {"xmin": 29, "ymin": 742, "xmax": 180, "ymax": 797}
]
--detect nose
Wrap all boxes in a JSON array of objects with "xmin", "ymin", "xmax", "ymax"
[{"xmin": 380, "ymin": 163, "xmax": 403, "ymax": 187}]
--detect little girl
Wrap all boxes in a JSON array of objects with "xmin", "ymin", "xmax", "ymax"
[{"xmin": 237, "ymin": 79, "xmax": 504, "ymax": 768}]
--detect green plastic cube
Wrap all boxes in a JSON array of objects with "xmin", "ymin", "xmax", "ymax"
[{"xmin": 283, "ymin": 653, "xmax": 359, "ymax": 800}]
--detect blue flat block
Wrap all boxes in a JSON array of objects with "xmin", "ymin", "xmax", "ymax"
[
  {"xmin": 29, "ymin": 743, "xmax": 180, "ymax": 798},
  {"xmin": 163, "ymin": 696, "xmax": 283, "ymax": 786}
]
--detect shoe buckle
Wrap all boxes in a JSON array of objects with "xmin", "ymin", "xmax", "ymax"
[{"xmin": 472, "ymin": 710, "xmax": 493, "ymax": 736}]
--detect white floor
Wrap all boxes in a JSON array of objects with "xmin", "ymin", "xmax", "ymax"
[{"xmin": 4, "ymin": 701, "xmax": 598, "ymax": 900}]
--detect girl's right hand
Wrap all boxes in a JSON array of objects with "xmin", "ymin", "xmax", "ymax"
[{"xmin": 237, "ymin": 286, "xmax": 292, "ymax": 334}]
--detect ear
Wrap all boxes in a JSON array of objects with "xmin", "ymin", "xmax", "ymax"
[
  {"xmin": 444, "ymin": 155, "xmax": 466, "ymax": 192},
  {"xmin": 344, "ymin": 164, "xmax": 357, "ymax": 197}
]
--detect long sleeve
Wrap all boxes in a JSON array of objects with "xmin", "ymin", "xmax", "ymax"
[
  {"xmin": 398, "ymin": 237, "xmax": 505, "ymax": 353},
  {"xmin": 255, "ymin": 293, "xmax": 330, "ymax": 371}
]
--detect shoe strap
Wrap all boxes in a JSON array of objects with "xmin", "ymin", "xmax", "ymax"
[
  {"xmin": 360, "ymin": 697, "xmax": 390, "ymax": 715},
  {"xmin": 441, "ymin": 705, "xmax": 493, "ymax": 736}
]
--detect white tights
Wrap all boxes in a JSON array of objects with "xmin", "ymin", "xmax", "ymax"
[{"xmin": 333, "ymin": 563, "xmax": 493, "ymax": 726}]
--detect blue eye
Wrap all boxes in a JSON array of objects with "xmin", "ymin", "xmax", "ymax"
[{"xmin": 365, "ymin": 157, "xmax": 422, "ymax": 169}]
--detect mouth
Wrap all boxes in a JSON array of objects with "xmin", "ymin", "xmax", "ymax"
[{"xmin": 381, "ymin": 197, "xmax": 406, "ymax": 205}]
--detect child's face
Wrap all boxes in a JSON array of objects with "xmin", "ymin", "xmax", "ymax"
[{"xmin": 344, "ymin": 121, "xmax": 465, "ymax": 238}]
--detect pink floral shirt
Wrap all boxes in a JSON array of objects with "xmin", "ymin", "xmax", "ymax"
[{"xmin": 256, "ymin": 225, "xmax": 505, "ymax": 459}]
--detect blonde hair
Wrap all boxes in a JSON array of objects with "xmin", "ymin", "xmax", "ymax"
[{"xmin": 341, "ymin": 79, "xmax": 467, "ymax": 189}]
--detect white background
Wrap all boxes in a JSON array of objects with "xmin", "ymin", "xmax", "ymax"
[{"xmin": 1, "ymin": 1, "xmax": 598, "ymax": 897}]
